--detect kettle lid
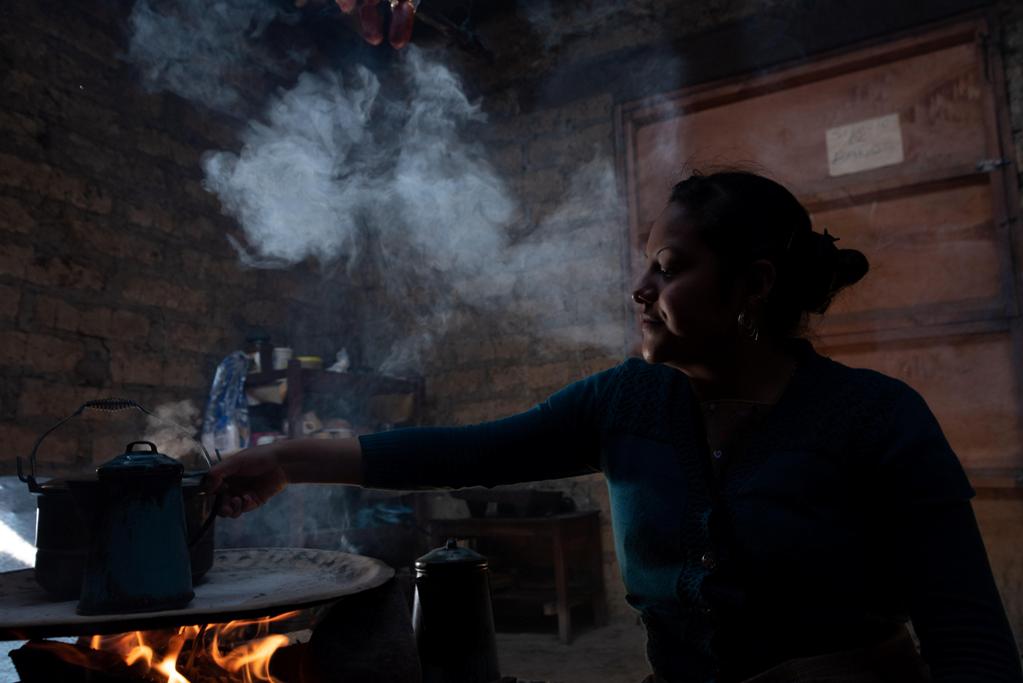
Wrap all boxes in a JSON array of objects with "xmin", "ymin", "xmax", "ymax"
[
  {"xmin": 97, "ymin": 441, "xmax": 183, "ymax": 480},
  {"xmin": 415, "ymin": 538, "xmax": 488, "ymax": 570}
]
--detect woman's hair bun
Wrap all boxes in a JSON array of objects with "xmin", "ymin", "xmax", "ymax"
[
  {"xmin": 834, "ymin": 248, "xmax": 869, "ymax": 290},
  {"xmin": 798, "ymin": 230, "xmax": 869, "ymax": 313}
]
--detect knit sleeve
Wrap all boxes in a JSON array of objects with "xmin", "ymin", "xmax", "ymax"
[
  {"xmin": 880, "ymin": 387, "xmax": 1022, "ymax": 682},
  {"xmin": 357, "ymin": 363, "xmax": 620, "ymax": 490}
]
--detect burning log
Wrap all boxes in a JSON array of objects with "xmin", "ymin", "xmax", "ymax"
[
  {"xmin": 11, "ymin": 636, "xmax": 309, "ymax": 683},
  {"xmin": 10, "ymin": 640, "xmax": 159, "ymax": 683},
  {"xmin": 9, "ymin": 612, "xmax": 306, "ymax": 683}
]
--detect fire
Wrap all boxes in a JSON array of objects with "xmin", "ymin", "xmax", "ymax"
[{"xmin": 86, "ymin": 611, "xmax": 300, "ymax": 683}]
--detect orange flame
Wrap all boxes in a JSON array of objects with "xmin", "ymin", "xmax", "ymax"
[{"xmin": 85, "ymin": 611, "xmax": 300, "ymax": 683}]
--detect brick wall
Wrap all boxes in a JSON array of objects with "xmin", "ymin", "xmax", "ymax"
[{"xmin": 0, "ymin": 0, "xmax": 357, "ymax": 474}]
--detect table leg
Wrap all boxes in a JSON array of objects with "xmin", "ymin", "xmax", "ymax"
[
  {"xmin": 553, "ymin": 523, "xmax": 571, "ymax": 644},
  {"xmin": 588, "ymin": 516, "xmax": 608, "ymax": 626}
]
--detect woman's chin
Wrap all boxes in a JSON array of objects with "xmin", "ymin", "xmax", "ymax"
[
  {"xmin": 640, "ymin": 342, "xmax": 673, "ymax": 365},
  {"xmin": 640, "ymin": 337, "xmax": 704, "ymax": 367}
]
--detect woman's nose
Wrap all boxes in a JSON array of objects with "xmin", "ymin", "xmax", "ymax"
[{"xmin": 632, "ymin": 281, "xmax": 655, "ymax": 305}]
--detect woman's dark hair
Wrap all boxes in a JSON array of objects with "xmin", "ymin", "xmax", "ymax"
[{"xmin": 669, "ymin": 170, "xmax": 869, "ymax": 338}]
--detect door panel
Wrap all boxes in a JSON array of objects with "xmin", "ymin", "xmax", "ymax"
[
  {"xmin": 816, "ymin": 179, "xmax": 1001, "ymax": 316},
  {"xmin": 832, "ymin": 332, "xmax": 1020, "ymax": 470}
]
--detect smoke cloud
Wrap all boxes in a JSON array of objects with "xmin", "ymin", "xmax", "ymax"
[
  {"xmin": 202, "ymin": 46, "xmax": 629, "ymax": 370},
  {"xmin": 124, "ymin": 1, "xmax": 635, "ymax": 372},
  {"xmin": 144, "ymin": 399, "xmax": 207, "ymax": 466}
]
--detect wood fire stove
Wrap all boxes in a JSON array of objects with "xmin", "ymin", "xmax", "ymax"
[{"xmin": 0, "ymin": 548, "xmax": 421, "ymax": 682}]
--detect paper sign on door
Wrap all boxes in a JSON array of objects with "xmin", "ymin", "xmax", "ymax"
[{"xmin": 826, "ymin": 113, "xmax": 904, "ymax": 176}]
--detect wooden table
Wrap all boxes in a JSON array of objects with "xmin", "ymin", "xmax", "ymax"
[{"xmin": 428, "ymin": 511, "xmax": 606, "ymax": 644}]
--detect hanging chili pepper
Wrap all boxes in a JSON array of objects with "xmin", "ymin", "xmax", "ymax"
[
  {"xmin": 335, "ymin": 0, "xmax": 357, "ymax": 13},
  {"xmin": 388, "ymin": 0, "xmax": 415, "ymax": 49},
  {"xmin": 359, "ymin": 0, "xmax": 384, "ymax": 45}
]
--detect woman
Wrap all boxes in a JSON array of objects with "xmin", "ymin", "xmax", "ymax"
[{"xmin": 209, "ymin": 171, "xmax": 1022, "ymax": 682}]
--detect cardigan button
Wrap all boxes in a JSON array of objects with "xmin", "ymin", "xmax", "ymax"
[{"xmin": 700, "ymin": 551, "xmax": 718, "ymax": 571}]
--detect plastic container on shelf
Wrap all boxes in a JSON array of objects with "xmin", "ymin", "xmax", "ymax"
[{"xmin": 201, "ymin": 351, "xmax": 251, "ymax": 456}]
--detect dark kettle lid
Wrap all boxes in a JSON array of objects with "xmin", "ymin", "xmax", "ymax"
[
  {"xmin": 97, "ymin": 441, "xmax": 183, "ymax": 481},
  {"xmin": 415, "ymin": 539, "xmax": 488, "ymax": 570}
]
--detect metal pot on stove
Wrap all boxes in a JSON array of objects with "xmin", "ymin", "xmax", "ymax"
[
  {"xmin": 74, "ymin": 440, "xmax": 197, "ymax": 614},
  {"xmin": 16, "ymin": 399, "xmax": 218, "ymax": 605}
]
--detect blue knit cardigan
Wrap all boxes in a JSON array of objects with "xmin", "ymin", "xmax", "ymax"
[{"xmin": 360, "ymin": 342, "xmax": 1021, "ymax": 682}]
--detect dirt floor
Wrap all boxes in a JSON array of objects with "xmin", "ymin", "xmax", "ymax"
[{"xmin": 497, "ymin": 620, "xmax": 650, "ymax": 683}]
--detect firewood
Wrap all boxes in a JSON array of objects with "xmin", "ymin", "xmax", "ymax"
[{"xmin": 9, "ymin": 639, "xmax": 161, "ymax": 683}]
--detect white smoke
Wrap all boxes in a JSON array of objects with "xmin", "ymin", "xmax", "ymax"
[
  {"xmin": 123, "ymin": 0, "xmax": 633, "ymax": 372},
  {"xmin": 144, "ymin": 400, "xmax": 207, "ymax": 466},
  {"xmin": 126, "ymin": 0, "xmax": 300, "ymax": 111},
  {"xmin": 201, "ymin": 47, "xmax": 628, "ymax": 370},
  {"xmin": 203, "ymin": 69, "xmax": 381, "ymax": 267}
]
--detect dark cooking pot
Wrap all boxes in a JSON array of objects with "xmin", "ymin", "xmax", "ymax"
[
  {"xmin": 16, "ymin": 399, "xmax": 218, "ymax": 600},
  {"xmin": 413, "ymin": 539, "xmax": 500, "ymax": 683},
  {"xmin": 75, "ymin": 440, "xmax": 196, "ymax": 615}
]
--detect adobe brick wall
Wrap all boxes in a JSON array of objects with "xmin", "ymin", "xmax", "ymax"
[{"xmin": 0, "ymin": 0, "xmax": 357, "ymax": 474}]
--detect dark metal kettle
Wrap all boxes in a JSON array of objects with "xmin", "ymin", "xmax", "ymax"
[
  {"xmin": 17, "ymin": 398, "xmax": 220, "ymax": 600},
  {"xmin": 412, "ymin": 539, "xmax": 500, "ymax": 683},
  {"xmin": 74, "ymin": 441, "xmax": 195, "ymax": 615}
]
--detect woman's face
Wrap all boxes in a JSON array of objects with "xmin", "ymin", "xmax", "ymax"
[{"xmin": 632, "ymin": 202, "xmax": 744, "ymax": 367}]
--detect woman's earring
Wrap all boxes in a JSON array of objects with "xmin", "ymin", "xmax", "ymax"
[{"xmin": 737, "ymin": 310, "xmax": 760, "ymax": 342}]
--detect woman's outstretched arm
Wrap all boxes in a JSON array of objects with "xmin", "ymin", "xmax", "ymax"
[
  {"xmin": 208, "ymin": 362, "xmax": 620, "ymax": 516},
  {"xmin": 207, "ymin": 437, "xmax": 365, "ymax": 517}
]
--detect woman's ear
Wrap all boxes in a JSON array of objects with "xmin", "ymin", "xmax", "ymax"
[{"xmin": 747, "ymin": 259, "xmax": 777, "ymax": 302}]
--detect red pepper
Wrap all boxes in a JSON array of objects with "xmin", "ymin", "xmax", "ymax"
[
  {"xmin": 358, "ymin": 0, "xmax": 384, "ymax": 45},
  {"xmin": 335, "ymin": 0, "xmax": 356, "ymax": 13},
  {"xmin": 388, "ymin": 0, "xmax": 415, "ymax": 49}
]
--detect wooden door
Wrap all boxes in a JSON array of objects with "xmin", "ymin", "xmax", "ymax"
[{"xmin": 617, "ymin": 17, "xmax": 1022, "ymax": 487}]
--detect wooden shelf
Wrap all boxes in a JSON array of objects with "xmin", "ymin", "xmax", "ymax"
[
  {"xmin": 247, "ymin": 368, "xmax": 418, "ymax": 395},
  {"xmin": 245, "ymin": 359, "xmax": 423, "ymax": 441}
]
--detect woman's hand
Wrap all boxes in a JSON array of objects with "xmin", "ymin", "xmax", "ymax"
[
  {"xmin": 207, "ymin": 442, "xmax": 290, "ymax": 518},
  {"xmin": 205, "ymin": 437, "xmax": 365, "ymax": 518}
]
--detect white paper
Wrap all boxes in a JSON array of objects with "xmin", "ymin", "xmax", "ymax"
[{"xmin": 826, "ymin": 113, "xmax": 904, "ymax": 176}]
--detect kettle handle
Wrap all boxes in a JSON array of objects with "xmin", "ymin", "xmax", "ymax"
[
  {"xmin": 18, "ymin": 398, "xmax": 154, "ymax": 493},
  {"xmin": 188, "ymin": 492, "xmax": 222, "ymax": 550}
]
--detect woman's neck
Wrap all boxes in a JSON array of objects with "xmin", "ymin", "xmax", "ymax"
[{"xmin": 672, "ymin": 338, "xmax": 800, "ymax": 404}]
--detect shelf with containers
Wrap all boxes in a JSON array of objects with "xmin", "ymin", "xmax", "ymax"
[{"xmin": 244, "ymin": 358, "xmax": 424, "ymax": 440}]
